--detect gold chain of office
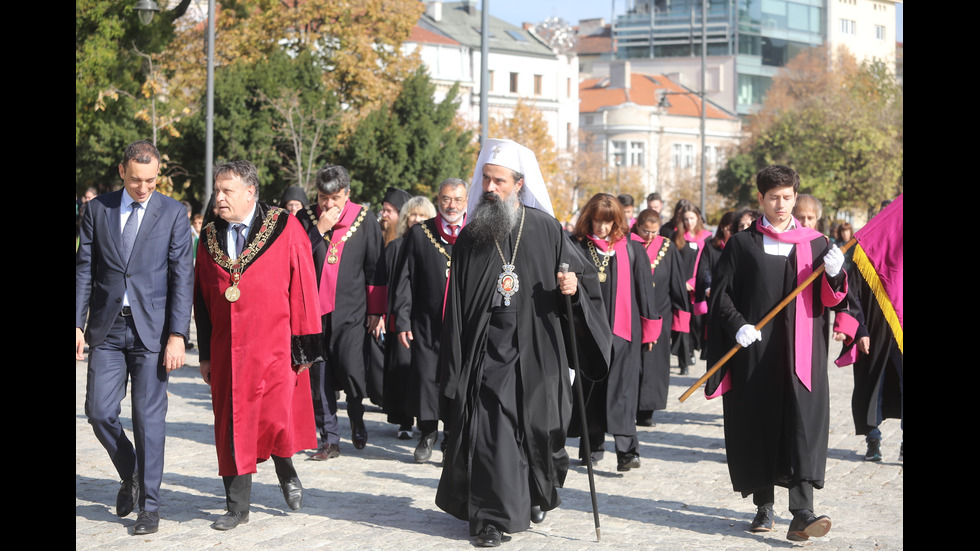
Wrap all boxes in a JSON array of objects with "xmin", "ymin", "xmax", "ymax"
[{"xmin": 204, "ymin": 207, "xmax": 285, "ymax": 302}]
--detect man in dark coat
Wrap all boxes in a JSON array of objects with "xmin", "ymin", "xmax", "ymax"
[
  {"xmin": 436, "ymin": 139, "xmax": 611, "ymax": 547},
  {"xmin": 298, "ymin": 165, "xmax": 387, "ymax": 460},
  {"xmin": 395, "ymin": 178, "xmax": 467, "ymax": 463},
  {"xmin": 76, "ymin": 140, "xmax": 193, "ymax": 536},
  {"xmin": 705, "ymin": 165, "xmax": 847, "ymax": 542}
]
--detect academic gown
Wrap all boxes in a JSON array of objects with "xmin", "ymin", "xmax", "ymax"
[
  {"xmin": 571, "ymin": 236, "xmax": 659, "ymax": 445},
  {"xmin": 672, "ymin": 230, "xmax": 712, "ymax": 360},
  {"xmin": 834, "ymin": 266, "xmax": 903, "ymax": 435},
  {"xmin": 694, "ymin": 241, "xmax": 723, "ymax": 360},
  {"xmin": 705, "ymin": 224, "xmax": 847, "ymax": 495},
  {"xmin": 297, "ymin": 203, "xmax": 387, "ymax": 401},
  {"xmin": 380, "ymin": 235, "xmax": 413, "ymax": 425},
  {"xmin": 194, "ymin": 203, "xmax": 322, "ymax": 476},
  {"xmin": 394, "ymin": 218, "xmax": 455, "ymax": 422},
  {"xmin": 436, "ymin": 206, "xmax": 611, "ymax": 535},
  {"xmin": 638, "ymin": 237, "xmax": 691, "ymax": 411}
]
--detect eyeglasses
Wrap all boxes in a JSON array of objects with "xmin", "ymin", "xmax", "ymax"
[{"xmin": 440, "ymin": 196, "xmax": 466, "ymax": 206}]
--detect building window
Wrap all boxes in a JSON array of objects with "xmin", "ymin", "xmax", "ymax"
[
  {"xmin": 705, "ymin": 145, "xmax": 718, "ymax": 167},
  {"xmin": 840, "ymin": 19, "xmax": 855, "ymax": 35},
  {"xmin": 610, "ymin": 141, "xmax": 627, "ymax": 167},
  {"xmin": 510, "ymin": 72, "xmax": 519, "ymax": 93},
  {"xmin": 629, "ymin": 141, "xmax": 645, "ymax": 168},
  {"xmin": 875, "ymin": 25, "xmax": 886, "ymax": 40},
  {"xmin": 567, "ymin": 78, "xmax": 572, "ymax": 98},
  {"xmin": 684, "ymin": 144, "xmax": 694, "ymax": 168},
  {"xmin": 672, "ymin": 144, "xmax": 682, "ymax": 169},
  {"xmin": 488, "ymin": 70, "xmax": 494, "ymax": 92},
  {"xmin": 534, "ymin": 74, "xmax": 543, "ymax": 96}
]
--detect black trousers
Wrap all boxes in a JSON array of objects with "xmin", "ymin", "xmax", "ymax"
[
  {"xmin": 753, "ymin": 482, "xmax": 814, "ymax": 515},
  {"xmin": 222, "ymin": 455, "xmax": 297, "ymax": 512}
]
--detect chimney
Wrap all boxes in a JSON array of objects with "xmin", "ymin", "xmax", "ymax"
[
  {"xmin": 464, "ymin": 0, "xmax": 478, "ymax": 16},
  {"xmin": 426, "ymin": 1, "xmax": 442, "ymax": 22},
  {"xmin": 610, "ymin": 61, "xmax": 631, "ymax": 90}
]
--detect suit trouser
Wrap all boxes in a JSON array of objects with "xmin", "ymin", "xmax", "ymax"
[
  {"xmin": 85, "ymin": 313, "xmax": 168, "ymax": 512},
  {"xmin": 222, "ymin": 456, "xmax": 297, "ymax": 512},
  {"xmin": 753, "ymin": 482, "xmax": 814, "ymax": 515}
]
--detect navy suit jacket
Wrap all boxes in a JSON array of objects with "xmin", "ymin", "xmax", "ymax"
[{"xmin": 75, "ymin": 189, "xmax": 194, "ymax": 352}]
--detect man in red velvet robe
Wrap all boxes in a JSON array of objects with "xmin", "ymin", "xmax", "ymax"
[{"xmin": 195, "ymin": 160, "xmax": 322, "ymax": 531}]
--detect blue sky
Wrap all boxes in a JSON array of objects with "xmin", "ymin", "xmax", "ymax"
[{"xmin": 487, "ymin": 1, "xmax": 903, "ymax": 42}]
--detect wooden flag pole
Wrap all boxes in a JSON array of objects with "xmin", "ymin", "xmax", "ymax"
[{"xmin": 678, "ymin": 237, "xmax": 856, "ymax": 403}]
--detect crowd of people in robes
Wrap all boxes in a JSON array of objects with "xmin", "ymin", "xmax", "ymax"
[{"xmin": 79, "ymin": 137, "xmax": 901, "ymax": 546}]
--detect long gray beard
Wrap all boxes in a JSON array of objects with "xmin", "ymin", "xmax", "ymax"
[{"xmin": 467, "ymin": 191, "xmax": 521, "ymax": 248}]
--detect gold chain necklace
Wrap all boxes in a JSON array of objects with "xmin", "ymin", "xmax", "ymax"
[
  {"xmin": 649, "ymin": 238, "xmax": 670, "ymax": 288},
  {"xmin": 493, "ymin": 206, "xmax": 526, "ymax": 306},
  {"xmin": 205, "ymin": 207, "xmax": 285, "ymax": 302},
  {"xmin": 587, "ymin": 239, "xmax": 611, "ymax": 283},
  {"xmin": 324, "ymin": 208, "xmax": 367, "ymax": 264},
  {"xmin": 421, "ymin": 221, "xmax": 452, "ymax": 278}
]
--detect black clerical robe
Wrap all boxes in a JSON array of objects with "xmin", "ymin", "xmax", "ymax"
[{"xmin": 436, "ymin": 206, "xmax": 611, "ymax": 536}]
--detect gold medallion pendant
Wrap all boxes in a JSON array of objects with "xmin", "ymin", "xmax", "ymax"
[
  {"xmin": 224, "ymin": 285, "xmax": 241, "ymax": 302},
  {"xmin": 597, "ymin": 272, "xmax": 607, "ymax": 283}
]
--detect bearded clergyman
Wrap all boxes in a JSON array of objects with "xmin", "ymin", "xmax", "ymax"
[{"xmin": 435, "ymin": 138, "xmax": 611, "ymax": 547}]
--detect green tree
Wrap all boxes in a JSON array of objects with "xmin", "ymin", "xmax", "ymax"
[
  {"xmin": 717, "ymin": 46, "xmax": 903, "ymax": 215},
  {"xmin": 76, "ymin": 0, "xmax": 191, "ymax": 192},
  {"xmin": 175, "ymin": 49, "xmax": 339, "ymax": 208},
  {"xmin": 336, "ymin": 67, "xmax": 477, "ymax": 205}
]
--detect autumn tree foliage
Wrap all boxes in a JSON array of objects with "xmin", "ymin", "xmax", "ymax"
[{"xmin": 717, "ymin": 45, "xmax": 903, "ymax": 215}]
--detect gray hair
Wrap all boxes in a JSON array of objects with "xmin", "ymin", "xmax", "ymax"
[
  {"xmin": 214, "ymin": 160, "xmax": 260, "ymax": 199},
  {"xmin": 438, "ymin": 178, "xmax": 467, "ymax": 195}
]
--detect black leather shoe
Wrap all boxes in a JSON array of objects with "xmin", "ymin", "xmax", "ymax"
[
  {"xmin": 749, "ymin": 505, "xmax": 774, "ymax": 532},
  {"xmin": 786, "ymin": 510, "xmax": 831, "ymax": 541},
  {"xmin": 310, "ymin": 442, "xmax": 340, "ymax": 460},
  {"xmin": 212, "ymin": 510, "xmax": 249, "ymax": 531},
  {"xmin": 279, "ymin": 477, "xmax": 303, "ymax": 510},
  {"xmin": 133, "ymin": 510, "xmax": 159, "ymax": 535},
  {"xmin": 351, "ymin": 418, "xmax": 368, "ymax": 450},
  {"xmin": 580, "ymin": 450, "xmax": 603, "ymax": 466},
  {"xmin": 474, "ymin": 525, "xmax": 511, "ymax": 547},
  {"xmin": 617, "ymin": 454, "xmax": 641, "ymax": 472},
  {"xmin": 636, "ymin": 412, "xmax": 655, "ymax": 427},
  {"xmin": 116, "ymin": 472, "xmax": 139, "ymax": 517},
  {"xmin": 530, "ymin": 505, "xmax": 546, "ymax": 524},
  {"xmin": 414, "ymin": 431, "xmax": 437, "ymax": 463}
]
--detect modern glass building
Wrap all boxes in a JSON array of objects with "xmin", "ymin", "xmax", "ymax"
[{"xmin": 612, "ymin": 0, "xmax": 826, "ymax": 115}]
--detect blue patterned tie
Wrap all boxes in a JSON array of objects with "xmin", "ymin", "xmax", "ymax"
[
  {"xmin": 121, "ymin": 201, "xmax": 140, "ymax": 262},
  {"xmin": 233, "ymin": 224, "xmax": 247, "ymax": 259}
]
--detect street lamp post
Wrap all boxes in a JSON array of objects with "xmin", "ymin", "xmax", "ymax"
[{"xmin": 658, "ymin": 90, "xmax": 706, "ymax": 216}]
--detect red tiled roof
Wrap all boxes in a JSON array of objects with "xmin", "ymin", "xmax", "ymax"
[
  {"xmin": 579, "ymin": 73, "xmax": 734, "ymax": 120},
  {"xmin": 407, "ymin": 25, "xmax": 461, "ymax": 46}
]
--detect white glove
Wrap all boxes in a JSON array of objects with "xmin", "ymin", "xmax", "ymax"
[
  {"xmin": 735, "ymin": 324, "xmax": 762, "ymax": 347},
  {"xmin": 823, "ymin": 245, "xmax": 844, "ymax": 278}
]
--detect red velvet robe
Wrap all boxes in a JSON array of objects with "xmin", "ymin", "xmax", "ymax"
[{"xmin": 195, "ymin": 206, "xmax": 320, "ymax": 476}]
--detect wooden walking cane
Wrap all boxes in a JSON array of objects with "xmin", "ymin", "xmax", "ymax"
[
  {"xmin": 559, "ymin": 263, "xmax": 601, "ymax": 542},
  {"xmin": 678, "ymin": 238, "xmax": 856, "ymax": 403}
]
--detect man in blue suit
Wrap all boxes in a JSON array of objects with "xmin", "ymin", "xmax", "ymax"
[{"xmin": 76, "ymin": 140, "xmax": 194, "ymax": 535}]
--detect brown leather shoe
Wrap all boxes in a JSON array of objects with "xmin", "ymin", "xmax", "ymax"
[
  {"xmin": 310, "ymin": 443, "xmax": 340, "ymax": 461},
  {"xmin": 787, "ymin": 510, "xmax": 831, "ymax": 541}
]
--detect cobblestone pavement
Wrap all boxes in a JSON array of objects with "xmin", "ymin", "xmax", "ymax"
[{"xmin": 77, "ymin": 337, "xmax": 902, "ymax": 550}]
